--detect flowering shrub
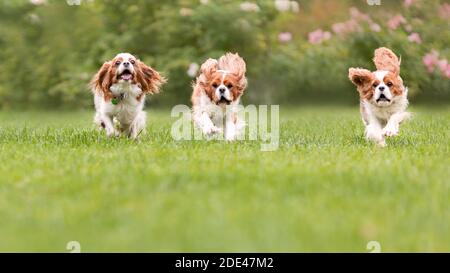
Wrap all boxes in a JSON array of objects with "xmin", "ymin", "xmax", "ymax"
[
  {"xmin": 423, "ymin": 51, "xmax": 450, "ymax": 78},
  {"xmin": 0, "ymin": 0, "xmax": 448, "ymax": 108},
  {"xmin": 262, "ymin": 0, "xmax": 450, "ymax": 104}
]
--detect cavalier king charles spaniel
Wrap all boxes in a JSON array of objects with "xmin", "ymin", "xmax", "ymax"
[
  {"xmin": 90, "ymin": 53, "xmax": 166, "ymax": 139},
  {"xmin": 191, "ymin": 53, "xmax": 247, "ymax": 140},
  {"xmin": 349, "ymin": 47, "xmax": 411, "ymax": 147}
]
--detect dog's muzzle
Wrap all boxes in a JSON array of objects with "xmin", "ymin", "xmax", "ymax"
[
  {"xmin": 376, "ymin": 94, "xmax": 391, "ymax": 103},
  {"xmin": 217, "ymin": 96, "xmax": 232, "ymax": 105},
  {"xmin": 118, "ymin": 69, "xmax": 133, "ymax": 81}
]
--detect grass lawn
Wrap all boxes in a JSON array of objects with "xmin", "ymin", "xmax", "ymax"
[{"xmin": 0, "ymin": 106, "xmax": 449, "ymax": 252}]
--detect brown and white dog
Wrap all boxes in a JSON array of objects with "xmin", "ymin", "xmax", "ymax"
[
  {"xmin": 90, "ymin": 53, "xmax": 166, "ymax": 139},
  {"xmin": 349, "ymin": 47, "xmax": 411, "ymax": 147},
  {"xmin": 191, "ymin": 53, "xmax": 247, "ymax": 140}
]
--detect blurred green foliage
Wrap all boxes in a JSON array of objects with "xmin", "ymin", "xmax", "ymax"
[{"xmin": 0, "ymin": 0, "xmax": 448, "ymax": 109}]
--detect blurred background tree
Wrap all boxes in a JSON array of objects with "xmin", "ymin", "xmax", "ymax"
[{"xmin": 0, "ymin": 0, "xmax": 448, "ymax": 109}]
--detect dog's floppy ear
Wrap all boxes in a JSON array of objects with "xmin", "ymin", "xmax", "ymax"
[
  {"xmin": 349, "ymin": 68, "xmax": 375, "ymax": 99},
  {"xmin": 218, "ymin": 53, "xmax": 247, "ymax": 91},
  {"xmin": 90, "ymin": 61, "xmax": 113, "ymax": 97},
  {"xmin": 349, "ymin": 68, "xmax": 373, "ymax": 87},
  {"xmin": 373, "ymin": 47, "xmax": 401, "ymax": 75},
  {"xmin": 135, "ymin": 60, "xmax": 167, "ymax": 95},
  {"xmin": 198, "ymin": 58, "xmax": 218, "ymax": 86}
]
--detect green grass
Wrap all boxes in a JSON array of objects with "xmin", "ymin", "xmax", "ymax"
[{"xmin": 0, "ymin": 106, "xmax": 449, "ymax": 252}]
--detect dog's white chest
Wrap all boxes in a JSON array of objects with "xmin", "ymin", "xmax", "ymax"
[
  {"xmin": 95, "ymin": 83, "xmax": 145, "ymax": 124},
  {"xmin": 368, "ymin": 96, "xmax": 408, "ymax": 122}
]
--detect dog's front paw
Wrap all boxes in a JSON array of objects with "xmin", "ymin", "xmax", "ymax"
[
  {"xmin": 366, "ymin": 125, "xmax": 386, "ymax": 147},
  {"xmin": 225, "ymin": 128, "xmax": 238, "ymax": 141},
  {"xmin": 203, "ymin": 125, "xmax": 222, "ymax": 136},
  {"xmin": 366, "ymin": 126, "xmax": 382, "ymax": 141},
  {"xmin": 382, "ymin": 124, "xmax": 399, "ymax": 137},
  {"xmin": 377, "ymin": 140, "xmax": 387, "ymax": 147},
  {"xmin": 225, "ymin": 133, "xmax": 236, "ymax": 141},
  {"xmin": 106, "ymin": 129, "xmax": 120, "ymax": 138}
]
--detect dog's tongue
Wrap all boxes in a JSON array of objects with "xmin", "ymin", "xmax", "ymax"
[{"xmin": 121, "ymin": 73, "xmax": 132, "ymax": 80}]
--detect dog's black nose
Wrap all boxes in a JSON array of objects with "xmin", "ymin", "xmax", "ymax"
[
  {"xmin": 123, "ymin": 62, "xmax": 130, "ymax": 67},
  {"xmin": 379, "ymin": 86, "xmax": 385, "ymax": 91},
  {"xmin": 219, "ymin": 87, "xmax": 226, "ymax": 93}
]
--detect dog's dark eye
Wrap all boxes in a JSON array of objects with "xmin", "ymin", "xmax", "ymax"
[
  {"xmin": 227, "ymin": 84, "xmax": 233, "ymax": 89},
  {"xmin": 387, "ymin": 82, "xmax": 393, "ymax": 87},
  {"xmin": 212, "ymin": 83, "xmax": 218, "ymax": 88},
  {"xmin": 372, "ymin": 83, "xmax": 378, "ymax": 88},
  {"xmin": 115, "ymin": 61, "xmax": 121, "ymax": 66},
  {"xmin": 130, "ymin": 59, "xmax": 135, "ymax": 65}
]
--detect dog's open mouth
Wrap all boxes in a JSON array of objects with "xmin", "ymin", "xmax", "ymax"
[
  {"xmin": 118, "ymin": 70, "xmax": 133, "ymax": 81},
  {"xmin": 217, "ymin": 97, "xmax": 231, "ymax": 105},
  {"xmin": 376, "ymin": 94, "xmax": 391, "ymax": 103}
]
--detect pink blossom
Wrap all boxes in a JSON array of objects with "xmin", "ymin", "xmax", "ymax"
[
  {"xmin": 30, "ymin": 0, "xmax": 46, "ymax": 5},
  {"xmin": 28, "ymin": 13, "xmax": 41, "ymax": 24},
  {"xmin": 404, "ymin": 0, "xmax": 414, "ymax": 8},
  {"xmin": 425, "ymin": 54, "xmax": 450, "ymax": 78},
  {"xmin": 370, "ymin": 23, "xmax": 381, "ymax": 32},
  {"xmin": 422, "ymin": 51, "xmax": 440, "ymax": 73},
  {"xmin": 408, "ymin": 32, "xmax": 422, "ymax": 44},
  {"xmin": 240, "ymin": 2, "xmax": 260, "ymax": 12},
  {"xmin": 291, "ymin": 1, "xmax": 300, "ymax": 13},
  {"xmin": 437, "ymin": 59, "xmax": 449, "ymax": 74},
  {"xmin": 331, "ymin": 7, "xmax": 378, "ymax": 37},
  {"xmin": 187, "ymin": 63, "xmax": 199, "ymax": 78},
  {"xmin": 278, "ymin": 32, "xmax": 292, "ymax": 43},
  {"xmin": 437, "ymin": 60, "xmax": 450, "ymax": 78},
  {"xmin": 274, "ymin": 0, "xmax": 300, "ymax": 13},
  {"xmin": 439, "ymin": 3, "xmax": 450, "ymax": 20},
  {"xmin": 179, "ymin": 8, "xmax": 193, "ymax": 17},
  {"xmin": 387, "ymin": 15, "xmax": 407, "ymax": 30},
  {"xmin": 349, "ymin": 7, "xmax": 371, "ymax": 22},
  {"xmin": 332, "ymin": 22, "xmax": 347, "ymax": 36},
  {"xmin": 274, "ymin": 0, "xmax": 291, "ymax": 12},
  {"xmin": 445, "ymin": 65, "xmax": 450, "ymax": 78},
  {"xmin": 308, "ymin": 29, "xmax": 331, "ymax": 44},
  {"xmin": 332, "ymin": 20, "xmax": 360, "ymax": 36},
  {"xmin": 405, "ymin": 24, "xmax": 413, "ymax": 32}
]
